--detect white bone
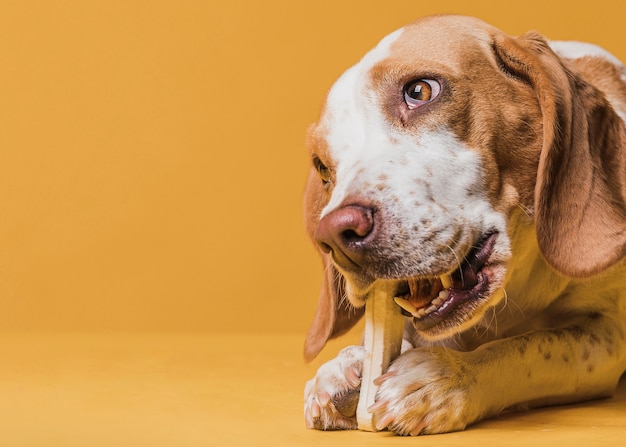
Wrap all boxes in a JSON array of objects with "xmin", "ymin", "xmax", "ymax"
[{"xmin": 356, "ymin": 282, "xmax": 405, "ymax": 431}]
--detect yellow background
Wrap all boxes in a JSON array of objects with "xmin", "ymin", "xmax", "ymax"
[
  {"xmin": 1, "ymin": 0, "xmax": 625, "ymax": 335},
  {"xmin": 2, "ymin": 1, "xmax": 626, "ymax": 446}
]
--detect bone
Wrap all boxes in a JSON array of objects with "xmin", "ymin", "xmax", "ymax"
[{"xmin": 356, "ymin": 282, "xmax": 405, "ymax": 431}]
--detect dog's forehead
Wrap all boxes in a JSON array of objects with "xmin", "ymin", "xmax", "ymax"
[
  {"xmin": 388, "ymin": 15, "xmax": 496, "ymax": 62},
  {"xmin": 368, "ymin": 15, "xmax": 497, "ymax": 75},
  {"xmin": 312, "ymin": 28, "xmax": 403, "ymax": 157},
  {"xmin": 313, "ymin": 15, "xmax": 498, "ymax": 153}
]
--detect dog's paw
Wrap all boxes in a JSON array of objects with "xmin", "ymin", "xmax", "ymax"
[
  {"xmin": 304, "ymin": 345, "xmax": 365, "ymax": 430},
  {"xmin": 369, "ymin": 348, "xmax": 482, "ymax": 435}
]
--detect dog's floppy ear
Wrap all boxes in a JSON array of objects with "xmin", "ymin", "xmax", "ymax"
[
  {"xmin": 303, "ymin": 168, "xmax": 364, "ymax": 361},
  {"xmin": 495, "ymin": 32, "xmax": 626, "ymax": 277},
  {"xmin": 303, "ymin": 255, "xmax": 363, "ymax": 361}
]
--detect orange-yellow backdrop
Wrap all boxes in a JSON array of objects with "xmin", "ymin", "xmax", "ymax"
[{"xmin": 1, "ymin": 0, "xmax": 624, "ymax": 334}]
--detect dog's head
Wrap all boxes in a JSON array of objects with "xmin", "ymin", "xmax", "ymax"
[{"xmin": 303, "ymin": 15, "xmax": 626, "ymax": 360}]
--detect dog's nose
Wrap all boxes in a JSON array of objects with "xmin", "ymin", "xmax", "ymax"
[{"xmin": 315, "ymin": 204, "xmax": 376, "ymax": 269}]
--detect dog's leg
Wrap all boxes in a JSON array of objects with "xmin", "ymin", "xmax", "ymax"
[{"xmin": 370, "ymin": 313, "xmax": 626, "ymax": 435}]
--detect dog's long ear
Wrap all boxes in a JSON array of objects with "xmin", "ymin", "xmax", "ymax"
[
  {"xmin": 494, "ymin": 32, "xmax": 626, "ymax": 277},
  {"xmin": 303, "ymin": 168, "xmax": 364, "ymax": 362},
  {"xmin": 303, "ymin": 255, "xmax": 363, "ymax": 361}
]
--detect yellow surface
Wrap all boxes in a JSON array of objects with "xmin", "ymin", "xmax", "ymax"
[{"xmin": 0, "ymin": 333, "xmax": 624, "ymax": 446}]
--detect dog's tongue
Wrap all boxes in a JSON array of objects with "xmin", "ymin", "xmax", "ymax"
[{"xmin": 407, "ymin": 277, "xmax": 441, "ymax": 308}]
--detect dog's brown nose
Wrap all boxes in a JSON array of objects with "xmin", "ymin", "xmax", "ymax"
[{"xmin": 315, "ymin": 204, "xmax": 376, "ymax": 269}]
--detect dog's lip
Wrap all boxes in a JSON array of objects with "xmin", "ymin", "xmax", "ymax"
[{"xmin": 396, "ymin": 232, "xmax": 498, "ymax": 331}]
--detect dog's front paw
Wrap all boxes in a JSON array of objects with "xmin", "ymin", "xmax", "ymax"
[
  {"xmin": 369, "ymin": 348, "xmax": 482, "ymax": 435},
  {"xmin": 304, "ymin": 345, "xmax": 365, "ymax": 430}
]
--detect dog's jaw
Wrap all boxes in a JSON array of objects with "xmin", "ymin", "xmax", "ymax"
[{"xmin": 339, "ymin": 231, "xmax": 511, "ymax": 341}]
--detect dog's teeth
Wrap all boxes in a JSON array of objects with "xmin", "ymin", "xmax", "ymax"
[
  {"xmin": 396, "ymin": 291, "xmax": 450, "ymax": 319},
  {"xmin": 429, "ymin": 289, "xmax": 450, "ymax": 308},
  {"xmin": 394, "ymin": 297, "xmax": 418, "ymax": 315},
  {"xmin": 431, "ymin": 296, "xmax": 444, "ymax": 307},
  {"xmin": 425, "ymin": 304, "xmax": 438, "ymax": 315},
  {"xmin": 440, "ymin": 273, "xmax": 453, "ymax": 289}
]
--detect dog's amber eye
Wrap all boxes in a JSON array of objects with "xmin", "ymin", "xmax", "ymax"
[
  {"xmin": 313, "ymin": 156, "xmax": 331, "ymax": 184},
  {"xmin": 403, "ymin": 79, "xmax": 441, "ymax": 109}
]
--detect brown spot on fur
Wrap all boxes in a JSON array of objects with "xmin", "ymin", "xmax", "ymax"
[
  {"xmin": 582, "ymin": 348, "xmax": 591, "ymax": 361},
  {"xmin": 422, "ymin": 186, "xmax": 435, "ymax": 204},
  {"xmin": 604, "ymin": 335, "xmax": 615, "ymax": 348},
  {"xmin": 570, "ymin": 326, "xmax": 585, "ymax": 342}
]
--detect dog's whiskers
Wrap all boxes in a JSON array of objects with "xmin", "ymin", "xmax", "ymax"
[{"xmin": 515, "ymin": 203, "xmax": 533, "ymax": 219}]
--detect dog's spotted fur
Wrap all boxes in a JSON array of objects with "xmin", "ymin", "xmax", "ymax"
[{"xmin": 303, "ymin": 15, "xmax": 626, "ymax": 435}]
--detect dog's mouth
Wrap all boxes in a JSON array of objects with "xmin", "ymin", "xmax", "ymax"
[{"xmin": 392, "ymin": 232, "xmax": 499, "ymax": 332}]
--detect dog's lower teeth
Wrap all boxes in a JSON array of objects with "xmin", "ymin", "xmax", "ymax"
[
  {"xmin": 425, "ymin": 304, "xmax": 438, "ymax": 314},
  {"xmin": 395, "ymin": 279, "xmax": 453, "ymax": 319}
]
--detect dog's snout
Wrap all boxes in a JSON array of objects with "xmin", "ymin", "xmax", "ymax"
[{"xmin": 315, "ymin": 204, "xmax": 376, "ymax": 268}]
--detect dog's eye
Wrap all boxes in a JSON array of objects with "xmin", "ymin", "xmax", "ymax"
[
  {"xmin": 403, "ymin": 79, "xmax": 441, "ymax": 109},
  {"xmin": 313, "ymin": 156, "xmax": 331, "ymax": 184}
]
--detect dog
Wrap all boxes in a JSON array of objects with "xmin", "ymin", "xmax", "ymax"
[{"xmin": 302, "ymin": 15, "xmax": 626, "ymax": 436}]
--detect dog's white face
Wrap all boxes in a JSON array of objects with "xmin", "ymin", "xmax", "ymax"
[{"xmin": 306, "ymin": 17, "xmax": 544, "ymax": 339}]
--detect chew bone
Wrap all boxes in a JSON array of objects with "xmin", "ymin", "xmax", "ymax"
[{"xmin": 356, "ymin": 282, "xmax": 405, "ymax": 431}]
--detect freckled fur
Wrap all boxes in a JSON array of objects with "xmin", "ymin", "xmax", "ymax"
[{"xmin": 303, "ymin": 15, "xmax": 626, "ymax": 436}]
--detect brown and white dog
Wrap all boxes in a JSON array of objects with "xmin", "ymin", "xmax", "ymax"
[{"xmin": 303, "ymin": 15, "xmax": 626, "ymax": 436}]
